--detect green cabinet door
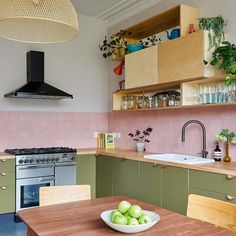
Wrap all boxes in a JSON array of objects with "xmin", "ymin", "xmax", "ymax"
[
  {"xmin": 77, "ymin": 155, "xmax": 96, "ymax": 199},
  {"xmin": 112, "ymin": 158, "xmax": 140, "ymax": 199},
  {"xmin": 162, "ymin": 166, "xmax": 188, "ymax": 215},
  {"xmin": 96, "ymin": 155, "xmax": 113, "ymax": 198},
  {"xmin": 0, "ymin": 185, "xmax": 15, "ymax": 214},
  {"xmin": 139, "ymin": 162, "xmax": 162, "ymax": 206}
]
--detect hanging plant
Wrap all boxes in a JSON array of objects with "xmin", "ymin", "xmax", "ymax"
[
  {"xmin": 199, "ymin": 15, "xmax": 227, "ymax": 50},
  {"xmin": 204, "ymin": 41, "xmax": 236, "ymax": 85}
]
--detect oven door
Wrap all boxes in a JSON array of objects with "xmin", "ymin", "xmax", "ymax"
[{"xmin": 16, "ymin": 176, "xmax": 55, "ymax": 212}]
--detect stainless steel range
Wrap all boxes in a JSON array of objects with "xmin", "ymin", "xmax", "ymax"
[{"xmin": 5, "ymin": 147, "xmax": 77, "ymax": 214}]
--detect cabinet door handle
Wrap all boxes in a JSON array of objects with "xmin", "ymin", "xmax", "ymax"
[
  {"xmin": 226, "ymin": 175, "xmax": 235, "ymax": 180},
  {"xmin": 1, "ymin": 186, "xmax": 6, "ymax": 190},
  {"xmin": 153, "ymin": 164, "xmax": 158, "ymax": 167},
  {"xmin": 0, "ymin": 159, "xmax": 6, "ymax": 162},
  {"xmin": 161, "ymin": 165, "xmax": 167, "ymax": 169},
  {"xmin": 0, "ymin": 173, "xmax": 6, "ymax": 176},
  {"xmin": 226, "ymin": 195, "xmax": 236, "ymax": 201}
]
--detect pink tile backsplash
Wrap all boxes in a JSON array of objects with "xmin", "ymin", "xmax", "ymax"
[
  {"xmin": 108, "ymin": 106, "xmax": 236, "ymax": 162},
  {"xmin": 0, "ymin": 111, "xmax": 108, "ymax": 150}
]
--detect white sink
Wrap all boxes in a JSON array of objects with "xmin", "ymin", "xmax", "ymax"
[{"xmin": 144, "ymin": 153, "xmax": 215, "ymax": 165}]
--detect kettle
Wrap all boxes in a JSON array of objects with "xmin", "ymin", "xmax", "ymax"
[{"xmin": 166, "ymin": 28, "xmax": 180, "ymax": 40}]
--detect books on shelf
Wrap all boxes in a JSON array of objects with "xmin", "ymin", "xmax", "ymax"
[{"xmin": 97, "ymin": 133, "xmax": 115, "ymax": 149}]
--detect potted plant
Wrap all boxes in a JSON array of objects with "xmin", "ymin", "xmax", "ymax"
[
  {"xmin": 128, "ymin": 127, "xmax": 153, "ymax": 152},
  {"xmin": 215, "ymin": 128, "xmax": 236, "ymax": 162},
  {"xmin": 204, "ymin": 41, "xmax": 236, "ymax": 85},
  {"xmin": 99, "ymin": 30, "xmax": 128, "ymax": 59},
  {"xmin": 199, "ymin": 15, "xmax": 227, "ymax": 50}
]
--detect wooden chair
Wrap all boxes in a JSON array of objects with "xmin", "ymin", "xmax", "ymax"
[
  {"xmin": 187, "ymin": 194, "xmax": 236, "ymax": 233},
  {"xmin": 39, "ymin": 185, "xmax": 91, "ymax": 207}
]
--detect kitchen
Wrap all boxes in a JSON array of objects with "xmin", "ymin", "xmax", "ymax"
[{"xmin": 0, "ymin": 0, "xmax": 236, "ymax": 235}]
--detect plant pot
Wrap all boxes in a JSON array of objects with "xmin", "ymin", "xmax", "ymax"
[
  {"xmin": 112, "ymin": 47, "xmax": 126, "ymax": 60},
  {"xmin": 223, "ymin": 142, "xmax": 231, "ymax": 162},
  {"xmin": 136, "ymin": 142, "xmax": 145, "ymax": 152}
]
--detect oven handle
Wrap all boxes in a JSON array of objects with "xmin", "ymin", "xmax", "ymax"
[
  {"xmin": 55, "ymin": 162, "xmax": 76, "ymax": 167},
  {"xmin": 18, "ymin": 164, "xmax": 55, "ymax": 170},
  {"xmin": 39, "ymin": 177, "xmax": 55, "ymax": 182}
]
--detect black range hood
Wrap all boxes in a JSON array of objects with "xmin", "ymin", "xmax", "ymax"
[{"xmin": 4, "ymin": 51, "xmax": 73, "ymax": 100}]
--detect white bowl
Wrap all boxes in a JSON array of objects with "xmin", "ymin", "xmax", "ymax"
[{"xmin": 101, "ymin": 210, "xmax": 160, "ymax": 234}]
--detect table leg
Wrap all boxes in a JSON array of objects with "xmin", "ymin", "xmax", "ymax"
[{"xmin": 27, "ymin": 227, "xmax": 37, "ymax": 236}]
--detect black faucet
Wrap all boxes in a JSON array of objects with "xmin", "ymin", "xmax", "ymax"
[{"xmin": 181, "ymin": 120, "xmax": 208, "ymax": 158}]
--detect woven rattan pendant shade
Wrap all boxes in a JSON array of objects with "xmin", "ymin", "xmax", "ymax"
[{"xmin": 0, "ymin": 0, "xmax": 79, "ymax": 43}]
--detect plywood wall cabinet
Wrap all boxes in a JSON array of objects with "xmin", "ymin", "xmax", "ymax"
[
  {"xmin": 125, "ymin": 45, "xmax": 158, "ymax": 89},
  {"xmin": 158, "ymin": 30, "xmax": 216, "ymax": 84}
]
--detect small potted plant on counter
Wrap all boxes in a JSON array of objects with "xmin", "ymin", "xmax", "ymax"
[
  {"xmin": 215, "ymin": 128, "xmax": 236, "ymax": 162},
  {"xmin": 128, "ymin": 127, "xmax": 153, "ymax": 152}
]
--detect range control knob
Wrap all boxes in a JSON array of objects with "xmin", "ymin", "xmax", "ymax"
[
  {"xmin": 56, "ymin": 157, "xmax": 60, "ymax": 161},
  {"xmin": 42, "ymin": 159, "xmax": 45, "ymax": 163},
  {"xmin": 24, "ymin": 159, "xmax": 29, "ymax": 164},
  {"xmin": 36, "ymin": 159, "xmax": 41, "ymax": 163},
  {"xmin": 18, "ymin": 159, "xmax": 24, "ymax": 164},
  {"xmin": 71, "ymin": 156, "xmax": 75, "ymax": 161},
  {"xmin": 29, "ymin": 159, "xmax": 34, "ymax": 163}
]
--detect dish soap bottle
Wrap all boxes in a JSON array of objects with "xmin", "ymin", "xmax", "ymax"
[{"xmin": 213, "ymin": 142, "xmax": 221, "ymax": 161}]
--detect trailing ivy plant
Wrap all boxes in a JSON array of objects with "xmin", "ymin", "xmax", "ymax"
[
  {"xmin": 204, "ymin": 41, "xmax": 236, "ymax": 85},
  {"xmin": 99, "ymin": 30, "xmax": 129, "ymax": 59},
  {"xmin": 199, "ymin": 15, "xmax": 227, "ymax": 50}
]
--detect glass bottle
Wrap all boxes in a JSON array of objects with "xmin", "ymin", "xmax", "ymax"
[{"xmin": 213, "ymin": 142, "xmax": 221, "ymax": 161}]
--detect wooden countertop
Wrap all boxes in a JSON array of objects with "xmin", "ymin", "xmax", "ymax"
[
  {"xmin": 1, "ymin": 148, "xmax": 236, "ymax": 176},
  {"xmin": 18, "ymin": 196, "xmax": 234, "ymax": 236},
  {"xmin": 78, "ymin": 148, "xmax": 236, "ymax": 176}
]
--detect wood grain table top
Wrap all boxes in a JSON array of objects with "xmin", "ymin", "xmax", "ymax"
[{"xmin": 18, "ymin": 196, "xmax": 235, "ymax": 236}]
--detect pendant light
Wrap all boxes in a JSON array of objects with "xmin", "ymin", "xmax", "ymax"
[{"xmin": 0, "ymin": 0, "xmax": 79, "ymax": 43}]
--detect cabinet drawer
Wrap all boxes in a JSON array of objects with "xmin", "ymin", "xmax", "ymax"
[
  {"xmin": 0, "ymin": 172, "xmax": 15, "ymax": 185},
  {"xmin": 0, "ymin": 159, "xmax": 15, "ymax": 172},
  {"xmin": 189, "ymin": 187, "xmax": 236, "ymax": 205},
  {"xmin": 189, "ymin": 170, "xmax": 236, "ymax": 195},
  {"xmin": 0, "ymin": 185, "xmax": 15, "ymax": 214}
]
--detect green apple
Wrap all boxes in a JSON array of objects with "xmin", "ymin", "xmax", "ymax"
[
  {"xmin": 138, "ymin": 214, "xmax": 151, "ymax": 224},
  {"xmin": 113, "ymin": 215, "xmax": 128, "ymax": 225},
  {"xmin": 128, "ymin": 205, "xmax": 142, "ymax": 219},
  {"xmin": 124, "ymin": 212, "xmax": 131, "ymax": 220},
  {"xmin": 127, "ymin": 218, "xmax": 139, "ymax": 225},
  {"xmin": 111, "ymin": 210, "xmax": 122, "ymax": 223},
  {"xmin": 118, "ymin": 200, "xmax": 131, "ymax": 214}
]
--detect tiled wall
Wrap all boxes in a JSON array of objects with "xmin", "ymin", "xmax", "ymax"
[
  {"xmin": 109, "ymin": 106, "xmax": 236, "ymax": 162},
  {"xmin": 0, "ymin": 111, "xmax": 108, "ymax": 150}
]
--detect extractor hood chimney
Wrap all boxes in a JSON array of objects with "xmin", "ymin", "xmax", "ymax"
[{"xmin": 4, "ymin": 51, "xmax": 73, "ymax": 100}]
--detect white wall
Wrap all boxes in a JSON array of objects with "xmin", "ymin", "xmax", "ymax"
[
  {"xmin": 107, "ymin": 0, "xmax": 236, "ymax": 110},
  {"xmin": 0, "ymin": 15, "xmax": 109, "ymax": 112}
]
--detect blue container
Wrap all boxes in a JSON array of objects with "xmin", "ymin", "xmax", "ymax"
[{"xmin": 127, "ymin": 44, "xmax": 143, "ymax": 53}]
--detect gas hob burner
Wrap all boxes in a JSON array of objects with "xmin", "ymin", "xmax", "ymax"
[{"xmin": 5, "ymin": 147, "xmax": 77, "ymax": 155}]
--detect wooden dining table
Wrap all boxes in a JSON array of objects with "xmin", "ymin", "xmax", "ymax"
[{"xmin": 18, "ymin": 196, "xmax": 235, "ymax": 236}]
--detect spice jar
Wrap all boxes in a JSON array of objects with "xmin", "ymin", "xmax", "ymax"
[
  {"xmin": 121, "ymin": 96, "xmax": 128, "ymax": 110},
  {"xmin": 153, "ymin": 96, "xmax": 159, "ymax": 108}
]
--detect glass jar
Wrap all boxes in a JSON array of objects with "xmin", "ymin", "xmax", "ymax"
[
  {"xmin": 153, "ymin": 96, "xmax": 159, "ymax": 108},
  {"xmin": 127, "ymin": 95, "xmax": 137, "ymax": 109},
  {"xmin": 121, "ymin": 96, "xmax": 128, "ymax": 110},
  {"xmin": 168, "ymin": 95, "xmax": 176, "ymax": 107},
  {"xmin": 159, "ymin": 95, "xmax": 168, "ymax": 107}
]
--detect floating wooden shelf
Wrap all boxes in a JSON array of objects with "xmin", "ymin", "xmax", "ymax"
[{"xmin": 116, "ymin": 4, "xmax": 199, "ymax": 40}]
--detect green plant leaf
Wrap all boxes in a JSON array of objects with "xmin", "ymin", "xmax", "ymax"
[{"xmin": 225, "ymin": 76, "xmax": 235, "ymax": 86}]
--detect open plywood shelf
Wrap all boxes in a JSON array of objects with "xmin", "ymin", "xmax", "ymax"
[{"xmin": 113, "ymin": 4, "xmax": 199, "ymax": 40}]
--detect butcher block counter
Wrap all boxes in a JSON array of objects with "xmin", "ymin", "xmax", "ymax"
[{"xmin": 1, "ymin": 148, "xmax": 236, "ymax": 176}]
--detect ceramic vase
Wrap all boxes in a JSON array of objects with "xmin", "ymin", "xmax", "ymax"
[
  {"xmin": 223, "ymin": 142, "xmax": 231, "ymax": 162},
  {"xmin": 136, "ymin": 142, "xmax": 145, "ymax": 152}
]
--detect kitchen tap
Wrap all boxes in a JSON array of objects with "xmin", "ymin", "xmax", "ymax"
[{"xmin": 181, "ymin": 120, "xmax": 208, "ymax": 158}]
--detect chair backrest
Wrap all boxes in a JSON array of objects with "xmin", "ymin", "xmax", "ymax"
[
  {"xmin": 187, "ymin": 194, "xmax": 236, "ymax": 233},
  {"xmin": 39, "ymin": 185, "xmax": 91, "ymax": 207}
]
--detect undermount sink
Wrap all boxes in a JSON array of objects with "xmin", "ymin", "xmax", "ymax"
[{"xmin": 144, "ymin": 153, "xmax": 215, "ymax": 165}]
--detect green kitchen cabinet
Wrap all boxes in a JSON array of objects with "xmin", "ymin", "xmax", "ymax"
[
  {"xmin": 112, "ymin": 158, "xmax": 140, "ymax": 199},
  {"xmin": 96, "ymin": 155, "xmax": 113, "ymax": 198},
  {"xmin": 0, "ymin": 185, "xmax": 15, "ymax": 214},
  {"xmin": 162, "ymin": 166, "xmax": 189, "ymax": 215},
  {"xmin": 139, "ymin": 162, "xmax": 162, "ymax": 206},
  {"xmin": 0, "ymin": 158, "xmax": 15, "ymax": 214},
  {"xmin": 77, "ymin": 155, "xmax": 96, "ymax": 199},
  {"xmin": 189, "ymin": 170, "xmax": 236, "ymax": 205}
]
